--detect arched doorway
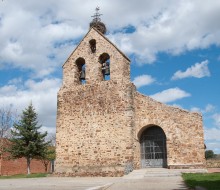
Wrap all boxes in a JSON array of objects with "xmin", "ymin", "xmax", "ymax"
[{"xmin": 140, "ymin": 126, "xmax": 167, "ymax": 168}]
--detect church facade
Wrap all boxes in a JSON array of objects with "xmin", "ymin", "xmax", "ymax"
[{"xmin": 55, "ymin": 17, "xmax": 205, "ymax": 176}]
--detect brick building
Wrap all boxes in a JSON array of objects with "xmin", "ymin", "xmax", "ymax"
[
  {"xmin": 55, "ymin": 13, "xmax": 205, "ymax": 176},
  {"xmin": 0, "ymin": 139, "xmax": 50, "ymax": 175}
]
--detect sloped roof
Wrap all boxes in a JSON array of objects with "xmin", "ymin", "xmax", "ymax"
[
  {"xmin": 92, "ymin": 27, "xmax": 130, "ymax": 61},
  {"xmin": 63, "ymin": 27, "xmax": 130, "ymax": 67}
]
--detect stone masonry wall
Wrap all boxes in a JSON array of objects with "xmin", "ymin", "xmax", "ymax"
[
  {"xmin": 206, "ymin": 159, "xmax": 220, "ymax": 168},
  {"xmin": 133, "ymin": 92, "xmax": 206, "ymax": 169},
  {"xmin": 56, "ymin": 81, "xmax": 136, "ymax": 176},
  {"xmin": 56, "ymin": 26, "xmax": 206, "ymax": 177},
  {"xmin": 55, "ymin": 27, "xmax": 136, "ymax": 176}
]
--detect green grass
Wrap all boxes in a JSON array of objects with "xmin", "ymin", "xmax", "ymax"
[
  {"xmin": 182, "ymin": 173, "xmax": 220, "ymax": 190},
  {"xmin": 0, "ymin": 173, "xmax": 48, "ymax": 179}
]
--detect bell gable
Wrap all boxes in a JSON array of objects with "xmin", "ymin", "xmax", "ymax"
[{"xmin": 62, "ymin": 27, "xmax": 130, "ymax": 87}]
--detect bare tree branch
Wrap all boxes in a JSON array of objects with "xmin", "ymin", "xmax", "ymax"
[
  {"xmin": 48, "ymin": 133, "xmax": 56, "ymax": 146},
  {"xmin": 0, "ymin": 106, "xmax": 17, "ymax": 138},
  {"xmin": 0, "ymin": 106, "xmax": 17, "ymax": 156}
]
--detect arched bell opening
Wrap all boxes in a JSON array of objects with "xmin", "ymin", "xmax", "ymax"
[
  {"xmin": 99, "ymin": 53, "xmax": 110, "ymax": 81},
  {"xmin": 89, "ymin": 39, "xmax": 96, "ymax": 53},
  {"xmin": 76, "ymin": 57, "xmax": 86, "ymax": 84},
  {"xmin": 140, "ymin": 126, "xmax": 167, "ymax": 168}
]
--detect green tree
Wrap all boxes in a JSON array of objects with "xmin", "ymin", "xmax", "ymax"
[
  {"xmin": 7, "ymin": 103, "xmax": 50, "ymax": 174},
  {"xmin": 205, "ymin": 150, "xmax": 215, "ymax": 159},
  {"xmin": 40, "ymin": 145, "xmax": 56, "ymax": 172}
]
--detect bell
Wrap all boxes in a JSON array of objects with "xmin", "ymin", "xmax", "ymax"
[
  {"xmin": 80, "ymin": 70, "xmax": 85, "ymax": 80},
  {"xmin": 105, "ymin": 67, "xmax": 110, "ymax": 75}
]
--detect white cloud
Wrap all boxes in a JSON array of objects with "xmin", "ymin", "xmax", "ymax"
[
  {"xmin": 0, "ymin": 1, "xmax": 85, "ymax": 78},
  {"xmin": 205, "ymin": 140, "xmax": 220, "ymax": 153},
  {"xmin": 8, "ymin": 77, "xmax": 23, "ymax": 85},
  {"xmin": 171, "ymin": 60, "xmax": 210, "ymax": 80},
  {"xmin": 204, "ymin": 128, "xmax": 220, "ymax": 153},
  {"xmin": 213, "ymin": 114, "xmax": 220, "ymax": 127},
  {"xmin": 132, "ymin": 75, "xmax": 155, "ymax": 88},
  {"xmin": 0, "ymin": 0, "xmax": 220, "ymax": 142},
  {"xmin": 0, "ymin": 78, "xmax": 61, "ymax": 134},
  {"xmin": 107, "ymin": 1, "xmax": 220, "ymax": 64},
  {"xmin": 0, "ymin": 0, "xmax": 220, "ymax": 74},
  {"xmin": 24, "ymin": 78, "xmax": 60, "ymax": 91},
  {"xmin": 205, "ymin": 104, "xmax": 215, "ymax": 113},
  {"xmin": 0, "ymin": 85, "xmax": 18, "ymax": 96},
  {"xmin": 40, "ymin": 126, "xmax": 56, "ymax": 135},
  {"xmin": 205, "ymin": 128, "xmax": 220, "ymax": 141},
  {"xmin": 150, "ymin": 87, "xmax": 191, "ymax": 103},
  {"xmin": 190, "ymin": 107, "xmax": 202, "ymax": 113},
  {"xmin": 190, "ymin": 104, "xmax": 215, "ymax": 114}
]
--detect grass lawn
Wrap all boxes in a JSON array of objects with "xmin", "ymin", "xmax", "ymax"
[
  {"xmin": 182, "ymin": 173, "xmax": 220, "ymax": 190},
  {"xmin": 0, "ymin": 173, "xmax": 48, "ymax": 179}
]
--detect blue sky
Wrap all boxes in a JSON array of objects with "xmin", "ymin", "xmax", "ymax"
[{"xmin": 0, "ymin": 0, "xmax": 220, "ymax": 153}]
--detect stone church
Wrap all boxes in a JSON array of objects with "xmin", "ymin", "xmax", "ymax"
[{"xmin": 55, "ymin": 10, "xmax": 205, "ymax": 176}]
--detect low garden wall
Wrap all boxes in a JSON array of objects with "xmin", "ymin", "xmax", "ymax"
[{"xmin": 206, "ymin": 159, "xmax": 220, "ymax": 168}]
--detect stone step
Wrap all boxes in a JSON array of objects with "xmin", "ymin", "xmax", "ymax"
[
  {"xmin": 123, "ymin": 168, "xmax": 207, "ymax": 179},
  {"xmin": 144, "ymin": 172, "xmax": 181, "ymax": 177}
]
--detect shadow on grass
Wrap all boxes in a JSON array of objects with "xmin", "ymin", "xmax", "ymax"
[{"xmin": 182, "ymin": 173, "xmax": 220, "ymax": 190}]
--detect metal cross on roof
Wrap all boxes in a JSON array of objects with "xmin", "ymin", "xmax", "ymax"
[{"xmin": 91, "ymin": 6, "xmax": 103, "ymax": 23}]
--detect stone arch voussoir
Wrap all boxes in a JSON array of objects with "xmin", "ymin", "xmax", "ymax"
[{"xmin": 137, "ymin": 124, "xmax": 167, "ymax": 141}]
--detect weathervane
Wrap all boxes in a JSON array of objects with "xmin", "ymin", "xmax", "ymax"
[
  {"xmin": 91, "ymin": 6, "xmax": 102, "ymax": 23},
  {"xmin": 90, "ymin": 6, "xmax": 107, "ymax": 34}
]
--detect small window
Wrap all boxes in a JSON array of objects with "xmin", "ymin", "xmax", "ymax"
[
  {"xmin": 76, "ymin": 57, "xmax": 86, "ymax": 84},
  {"xmin": 99, "ymin": 53, "xmax": 110, "ymax": 81},
  {"xmin": 80, "ymin": 64, "xmax": 86, "ymax": 84},
  {"xmin": 89, "ymin": 39, "xmax": 96, "ymax": 53}
]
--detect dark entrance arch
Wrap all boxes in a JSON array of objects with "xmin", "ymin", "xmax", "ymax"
[{"xmin": 140, "ymin": 126, "xmax": 167, "ymax": 168}]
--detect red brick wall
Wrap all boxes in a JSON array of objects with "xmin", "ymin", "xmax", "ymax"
[
  {"xmin": 0, "ymin": 138, "xmax": 51, "ymax": 176},
  {"xmin": 0, "ymin": 156, "xmax": 2, "ymax": 175},
  {"xmin": 0, "ymin": 155, "xmax": 51, "ymax": 176}
]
